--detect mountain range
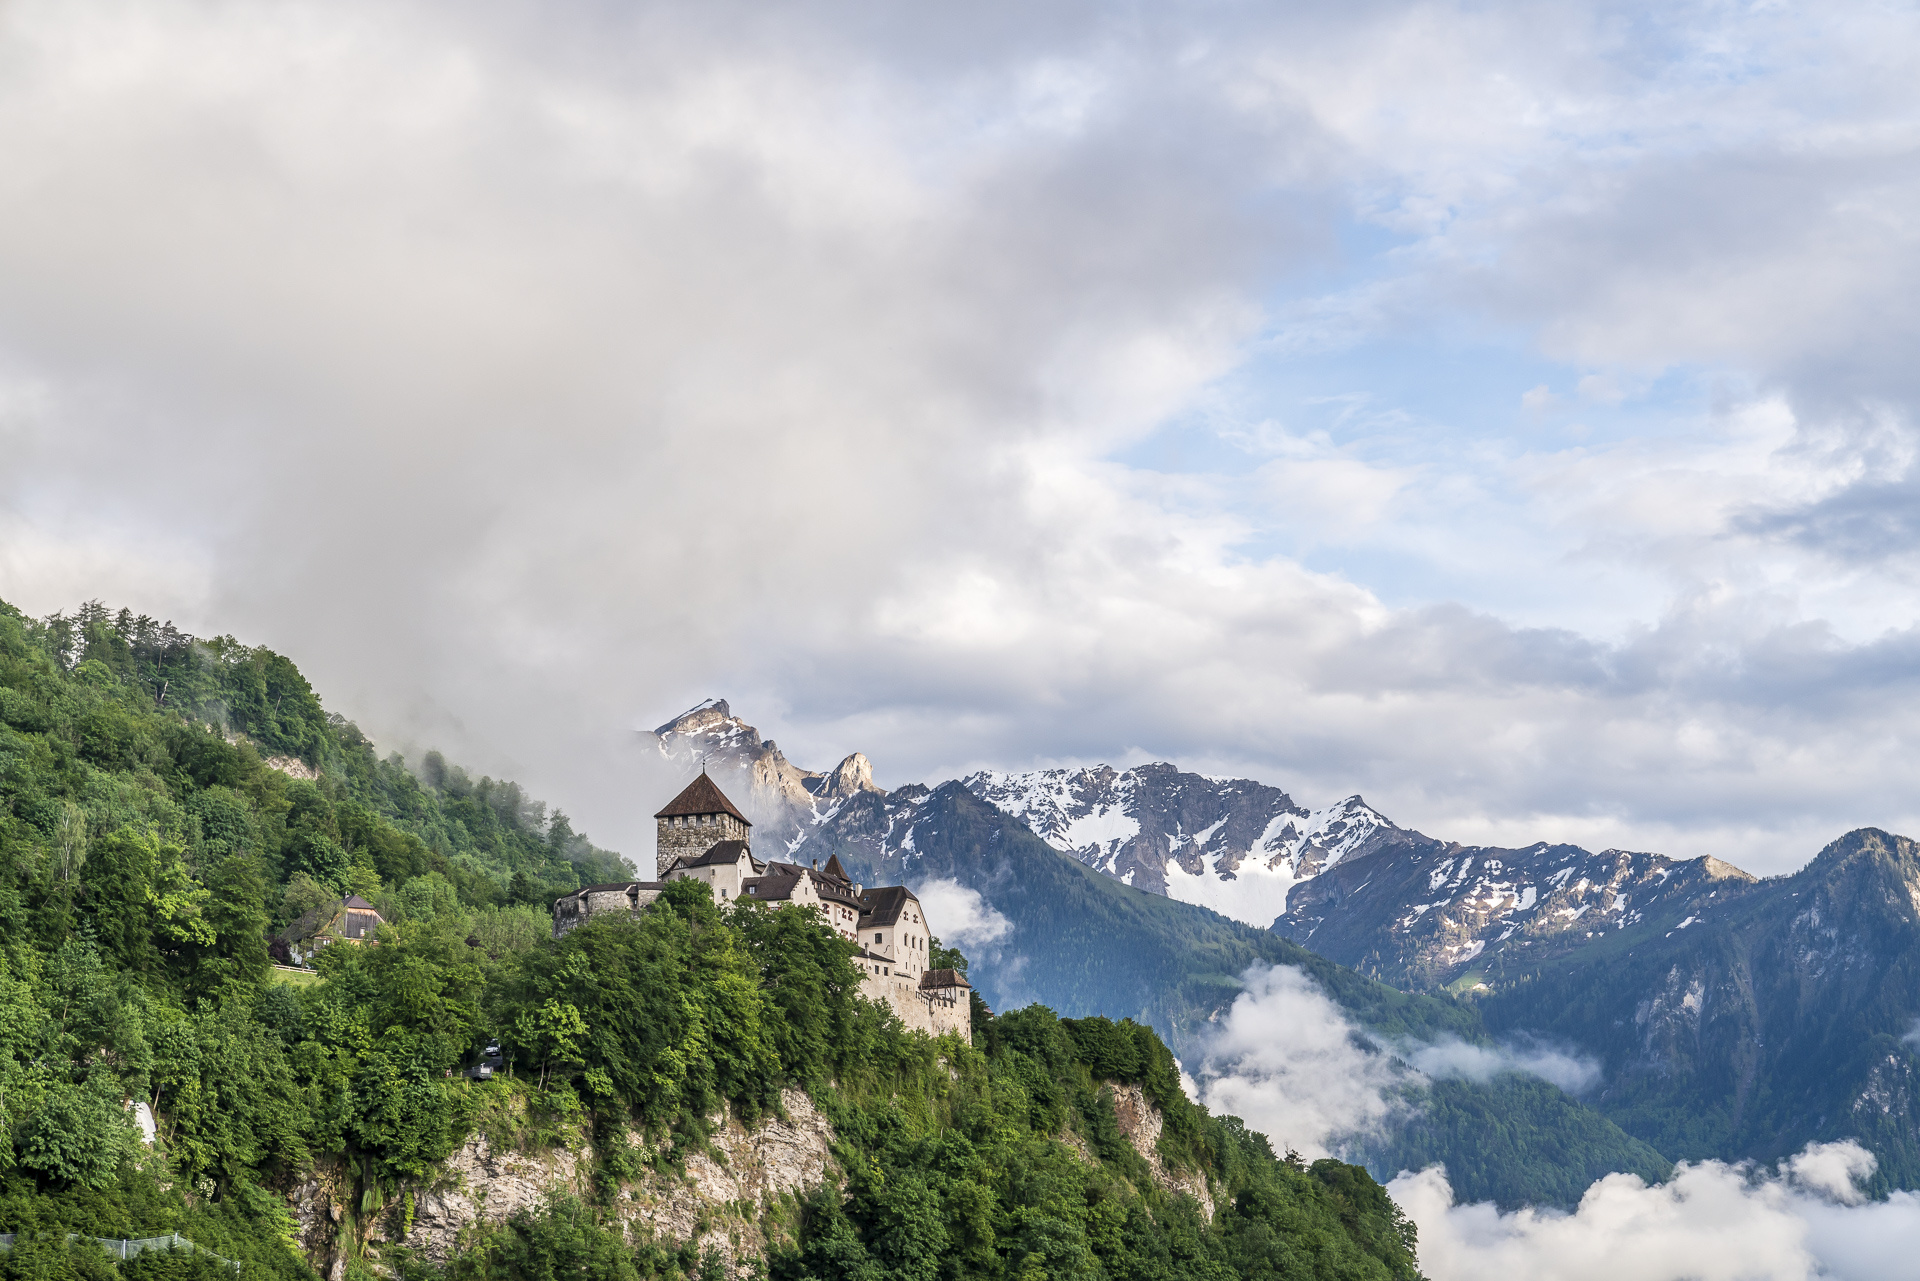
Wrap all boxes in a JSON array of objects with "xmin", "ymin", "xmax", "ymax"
[{"xmin": 646, "ymin": 699, "xmax": 1920, "ymax": 1196}]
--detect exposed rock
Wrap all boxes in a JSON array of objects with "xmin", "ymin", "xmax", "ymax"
[
  {"xmin": 286, "ymin": 1161, "xmax": 352, "ymax": 1280},
  {"xmin": 1107, "ymin": 1083, "xmax": 1215, "ymax": 1219},
  {"xmin": 611, "ymin": 1087, "xmax": 837, "ymax": 1268},
  {"xmin": 647, "ymin": 701, "xmax": 864, "ymax": 850},
  {"xmin": 1277, "ymin": 833, "xmax": 1761, "ymax": 991},
  {"xmin": 394, "ymin": 1088, "xmax": 836, "ymax": 1276},
  {"xmin": 264, "ymin": 755, "xmax": 320, "ymax": 781},
  {"xmin": 824, "ymin": 753, "xmax": 880, "ymax": 799}
]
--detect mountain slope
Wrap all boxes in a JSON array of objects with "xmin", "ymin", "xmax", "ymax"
[
  {"xmin": 797, "ymin": 779, "xmax": 1471, "ymax": 1048},
  {"xmin": 1476, "ymin": 828, "xmax": 1920, "ymax": 1192},
  {"xmin": 1273, "ymin": 828, "xmax": 1757, "ymax": 992},
  {"xmin": 794, "ymin": 779, "xmax": 1671, "ymax": 1207}
]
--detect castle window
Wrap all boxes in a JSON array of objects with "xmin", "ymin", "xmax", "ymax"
[{"xmin": 874, "ymin": 932, "xmax": 883, "ymax": 943}]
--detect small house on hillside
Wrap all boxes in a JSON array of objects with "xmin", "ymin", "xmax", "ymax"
[{"xmin": 276, "ymin": 895, "xmax": 385, "ymax": 967}]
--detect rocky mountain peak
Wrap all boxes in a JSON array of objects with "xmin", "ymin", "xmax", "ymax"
[
  {"xmin": 655, "ymin": 698, "xmax": 735, "ymax": 738},
  {"xmin": 825, "ymin": 752, "xmax": 880, "ymax": 798},
  {"xmin": 643, "ymin": 701, "xmax": 899, "ymax": 852}
]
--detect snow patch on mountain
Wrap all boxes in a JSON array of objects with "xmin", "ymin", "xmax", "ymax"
[
  {"xmin": 1163, "ymin": 852, "xmax": 1300, "ymax": 929},
  {"xmin": 963, "ymin": 765, "xmax": 1397, "ymax": 928}
]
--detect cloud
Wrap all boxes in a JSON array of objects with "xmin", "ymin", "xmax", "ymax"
[
  {"xmin": 1393, "ymin": 1142, "xmax": 1920, "ymax": 1281},
  {"xmin": 1195, "ymin": 966, "xmax": 1612, "ymax": 1158},
  {"xmin": 1197, "ymin": 965, "xmax": 1408, "ymax": 1159},
  {"xmin": 3, "ymin": 0, "xmax": 1920, "ymax": 874},
  {"xmin": 1402, "ymin": 1035, "xmax": 1602, "ymax": 1096},
  {"xmin": 911, "ymin": 877, "xmax": 1011, "ymax": 951}
]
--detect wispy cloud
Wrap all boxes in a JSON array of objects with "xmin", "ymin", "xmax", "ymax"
[
  {"xmin": 1402, "ymin": 1035, "xmax": 1602, "ymax": 1097},
  {"xmin": 1195, "ymin": 966, "xmax": 1604, "ymax": 1156}
]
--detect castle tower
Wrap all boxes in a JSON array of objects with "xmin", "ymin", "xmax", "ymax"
[{"xmin": 653, "ymin": 772, "xmax": 752, "ymax": 879}]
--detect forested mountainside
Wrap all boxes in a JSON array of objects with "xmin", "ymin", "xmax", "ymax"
[
  {"xmin": 797, "ymin": 781, "xmax": 1670, "ymax": 1209},
  {"xmin": 0, "ymin": 599, "xmax": 1426, "ymax": 1280},
  {"xmin": 1474, "ymin": 829, "xmax": 1920, "ymax": 1194}
]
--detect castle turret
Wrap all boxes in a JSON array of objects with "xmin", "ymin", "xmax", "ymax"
[{"xmin": 653, "ymin": 773, "xmax": 752, "ymax": 878}]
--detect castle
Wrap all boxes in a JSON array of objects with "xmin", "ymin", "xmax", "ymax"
[{"xmin": 552, "ymin": 773, "xmax": 972, "ymax": 1041}]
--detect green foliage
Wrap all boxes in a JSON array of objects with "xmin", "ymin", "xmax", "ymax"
[
  {"xmin": 1352, "ymin": 1074, "xmax": 1671, "ymax": 1209},
  {"xmin": 0, "ymin": 597, "xmax": 631, "ymax": 1277},
  {"xmin": 450, "ymin": 998, "xmax": 1422, "ymax": 1281},
  {"xmin": 0, "ymin": 596, "xmax": 1433, "ymax": 1279}
]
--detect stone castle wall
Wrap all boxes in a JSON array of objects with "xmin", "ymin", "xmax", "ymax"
[
  {"xmin": 552, "ymin": 885, "xmax": 662, "ymax": 939},
  {"xmin": 860, "ymin": 971, "xmax": 971, "ymax": 1040},
  {"xmin": 655, "ymin": 812, "xmax": 748, "ymax": 878}
]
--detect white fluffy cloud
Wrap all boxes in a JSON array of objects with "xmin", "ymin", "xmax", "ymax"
[
  {"xmin": 2, "ymin": 0, "xmax": 1920, "ymax": 871},
  {"xmin": 1198, "ymin": 964, "xmax": 1408, "ymax": 1159},
  {"xmin": 1196, "ymin": 965, "xmax": 1605, "ymax": 1156},
  {"xmin": 1395, "ymin": 1143, "xmax": 1920, "ymax": 1281},
  {"xmin": 910, "ymin": 877, "xmax": 1012, "ymax": 951}
]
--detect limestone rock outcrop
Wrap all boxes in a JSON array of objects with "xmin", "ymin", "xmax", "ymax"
[
  {"xmin": 292, "ymin": 1088, "xmax": 837, "ymax": 1279},
  {"xmin": 1107, "ymin": 1083, "xmax": 1215, "ymax": 1219}
]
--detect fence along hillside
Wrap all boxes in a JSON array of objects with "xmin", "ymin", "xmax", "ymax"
[{"xmin": 0, "ymin": 1231, "xmax": 239, "ymax": 1271}]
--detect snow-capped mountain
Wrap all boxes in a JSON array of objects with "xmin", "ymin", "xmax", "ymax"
[
  {"xmin": 1276, "ymin": 830, "xmax": 1757, "ymax": 990},
  {"xmin": 642, "ymin": 700, "xmax": 1765, "ymax": 988},
  {"xmin": 960, "ymin": 764, "xmax": 1394, "ymax": 928}
]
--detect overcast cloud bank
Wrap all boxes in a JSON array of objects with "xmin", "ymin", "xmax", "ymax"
[{"xmin": 3, "ymin": 0, "xmax": 1920, "ymax": 871}]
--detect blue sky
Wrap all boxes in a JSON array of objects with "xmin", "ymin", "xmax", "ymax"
[{"xmin": 2, "ymin": 0, "xmax": 1919, "ymax": 872}]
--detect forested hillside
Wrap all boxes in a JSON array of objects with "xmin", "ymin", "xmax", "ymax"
[{"xmin": 0, "ymin": 599, "xmax": 1424, "ymax": 1280}]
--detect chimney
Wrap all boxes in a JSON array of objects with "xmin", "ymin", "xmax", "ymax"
[{"xmin": 811, "ymin": 859, "xmax": 818, "ymax": 870}]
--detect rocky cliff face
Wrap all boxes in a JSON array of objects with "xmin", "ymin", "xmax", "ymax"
[
  {"xmin": 1107, "ymin": 1082, "xmax": 1215, "ymax": 1217},
  {"xmin": 290, "ymin": 1087, "xmax": 837, "ymax": 1279}
]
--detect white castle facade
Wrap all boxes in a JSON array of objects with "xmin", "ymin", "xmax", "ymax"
[{"xmin": 552, "ymin": 774, "xmax": 971, "ymax": 1041}]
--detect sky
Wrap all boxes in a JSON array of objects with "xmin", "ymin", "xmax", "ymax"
[{"xmin": 3, "ymin": 0, "xmax": 1920, "ymax": 872}]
